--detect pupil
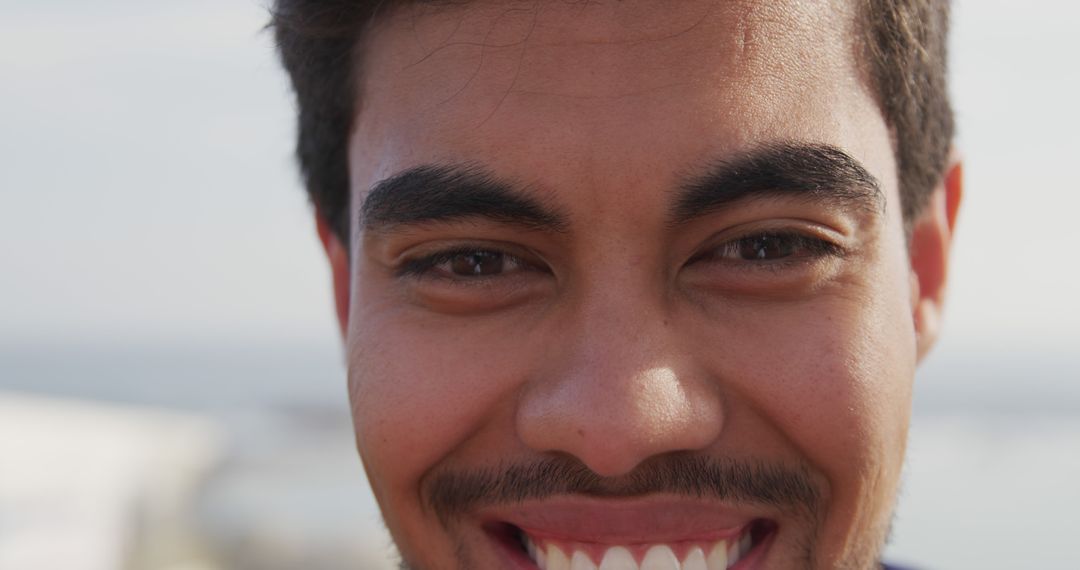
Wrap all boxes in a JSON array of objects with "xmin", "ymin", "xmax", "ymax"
[
  {"xmin": 740, "ymin": 235, "xmax": 794, "ymax": 260},
  {"xmin": 451, "ymin": 251, "xmax": 504, "ymax": 276}
]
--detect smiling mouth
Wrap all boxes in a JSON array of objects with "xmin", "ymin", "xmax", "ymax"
[{"xmin": 491, "ymin": 519, "xmax": 776, "ymax": 570}]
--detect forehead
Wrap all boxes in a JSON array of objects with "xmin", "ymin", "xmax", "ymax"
[{"xmin": 350, "ymin": 0, "xmax": 889, "ymax": 207}]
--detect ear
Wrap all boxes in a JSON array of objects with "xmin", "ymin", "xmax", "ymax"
[
  {"xmin": 909, "ymin": 152, "xmax": 963, "ymax": 361},
  {"xmin": 315, "ymin": 212, "xmax": 351, "ymax": 340}
]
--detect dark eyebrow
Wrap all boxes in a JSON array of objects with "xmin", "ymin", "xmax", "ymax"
[
  {"xmin": 671, "ymin": 142, "xmax": 885, "ymax": 226},
  {"xmin": 360, "ymin": 164, "xmax": 568, "ymax": 234}
]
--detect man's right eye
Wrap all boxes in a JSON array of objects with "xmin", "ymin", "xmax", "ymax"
[{"xmin": 396, "ymin": 247, "xmax": 536, "ymax": 280}]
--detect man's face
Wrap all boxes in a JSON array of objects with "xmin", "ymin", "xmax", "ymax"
[{"xmin": 334, "ymin": 1, "xmax": 940, "ymax": 568}]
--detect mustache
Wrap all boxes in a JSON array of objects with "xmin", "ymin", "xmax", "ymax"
[{"xmin": 424, "ymin": 453, "xmax": 822, "ymax": 526}]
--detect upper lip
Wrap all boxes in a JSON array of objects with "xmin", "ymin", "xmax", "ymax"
[{"xmin": 478, "ymin": 494, "xmax": 769, "ymax": 544}]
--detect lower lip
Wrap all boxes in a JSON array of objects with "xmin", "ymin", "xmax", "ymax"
[{"xmin": 486, "ymin": 520, "xmax": 778, "ymax": 569}]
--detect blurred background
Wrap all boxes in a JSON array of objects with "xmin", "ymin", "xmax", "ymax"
[{"xmin": 1, "ymin": 0, "xmax": 1077, "ymax": 568}]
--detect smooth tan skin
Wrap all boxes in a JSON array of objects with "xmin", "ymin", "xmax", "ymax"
[{"xmin": 316, "ymin": 1, "xmax": 962, "ymax": 568}]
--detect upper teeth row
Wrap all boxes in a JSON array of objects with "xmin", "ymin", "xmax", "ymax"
[{"xmin": 524, "ymin": 534, "xmax": 753, "ymax": 570}]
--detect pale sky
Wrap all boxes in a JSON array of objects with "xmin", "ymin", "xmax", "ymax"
[{"xmin": 1, "ymin": 0, "xmax": 1078, "ymax": 352}]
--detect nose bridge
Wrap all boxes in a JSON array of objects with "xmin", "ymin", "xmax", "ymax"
[
  {"xmin": 516, "ymin": 274, "xmax": 724, "ymax": 477},
  {"xmin": 560, "ymin": 256, "xmax": 676, "ymax": 391}
]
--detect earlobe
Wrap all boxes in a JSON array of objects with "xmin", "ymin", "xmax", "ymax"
[
  {"xmin": 909, "ymin": 154, "xmax": 963, "ymax": 361},
  {"xmin": 315, "ymin": 212, "xmax": 351, "ymax": 340}
]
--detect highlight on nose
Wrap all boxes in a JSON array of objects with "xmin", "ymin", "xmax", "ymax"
[{"xmin": 516, "ymin": 364, "xmax": 725, "ymax": 478}]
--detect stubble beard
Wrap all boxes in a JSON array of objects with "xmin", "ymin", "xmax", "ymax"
[{"xmin": 387, "ymin": 453, "xmax": 893, "ymax": 570}]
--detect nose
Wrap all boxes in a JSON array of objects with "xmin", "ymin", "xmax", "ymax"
[{"xmin": 516, "ymin": 295, "xmax": 724, "ymax": 477}]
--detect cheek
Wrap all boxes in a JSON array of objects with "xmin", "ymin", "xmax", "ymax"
[
  {"xmin": 770, "ymin": 307, "xmax": 914, "ymax": 563},
  {"xmin": 689, "ymin": 265, "xmax": 917, "ymax": 530},
  {"xmin": 780, "ymin": 302, "xmax": 914, "ymax": 479},
  {"xmin": 346, "ymin": 299, "xmax": 530, "ymax": 497},
  {"xmin": 708, "ymin": 297, "xmax": 913, "ymax": 462}
]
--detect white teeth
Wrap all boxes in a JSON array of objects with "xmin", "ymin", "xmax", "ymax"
[
  {"xmin": 570, "ymin": 550, "xmax": 598, "ymax": 570},
  {"xmin": 724, "ymin": 530, "xmax": 753, "ymax": 568},
  {"xmin": 546, "ymin": 545, "xmax": 570, "ymax": 570},
  {"xmin": 598, "ymin": 546, "xmax": 635, "ymax": 570},
  {"xmin": 682, "ymin": 547, "xmax": 708, "ymax": 570},
  {"xmin": 726, "ymin": 539, "xmax": 738, "ymax": 566},
  {"xmin": 525, "ymin": 535, "xmax": 538, "ymax": 561},
  {"xmin": 531, "ymin": 535, "xmax": 751, "ymax": 570},
  {"xmin": 640, "ymin": 545, "xmax": 679, "ymax": 570},
  {"xmin": 706, "ymin": 540, "xmax": 729, "ymax": 570}
]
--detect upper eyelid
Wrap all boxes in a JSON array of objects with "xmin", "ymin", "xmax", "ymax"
[
  {"xmin": 721, "ymin": 225, "xmax": 847, "ymax": 249},
  {"xmin": 392, "ymin": 238, "xmax": 533, "ymax": 263},
  {"xmin": 708, "ymin": 215, "xmax": 848, "ymax": 235}
]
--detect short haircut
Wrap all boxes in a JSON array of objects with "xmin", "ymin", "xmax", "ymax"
[{"xmin": 271, "ymin": 0, "xmax": 953, "ymax": 245}]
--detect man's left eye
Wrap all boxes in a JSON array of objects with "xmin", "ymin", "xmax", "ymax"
[{"xmin": 703, "ymin": 232, "xmax": 842, "ymax": 263}]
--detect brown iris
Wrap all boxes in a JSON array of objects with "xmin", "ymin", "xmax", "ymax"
[
  {"xmin": 449, "ymin": 251, "xmax": 506, "ymax": 276},
  {"xmin": 738, "ymin": 234, "xmax": 797, "ymax": 260}
]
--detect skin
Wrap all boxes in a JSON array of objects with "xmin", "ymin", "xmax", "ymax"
[{"xmin": 316, "ymin": 1, "xmax": 963, "ymax": 568}]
